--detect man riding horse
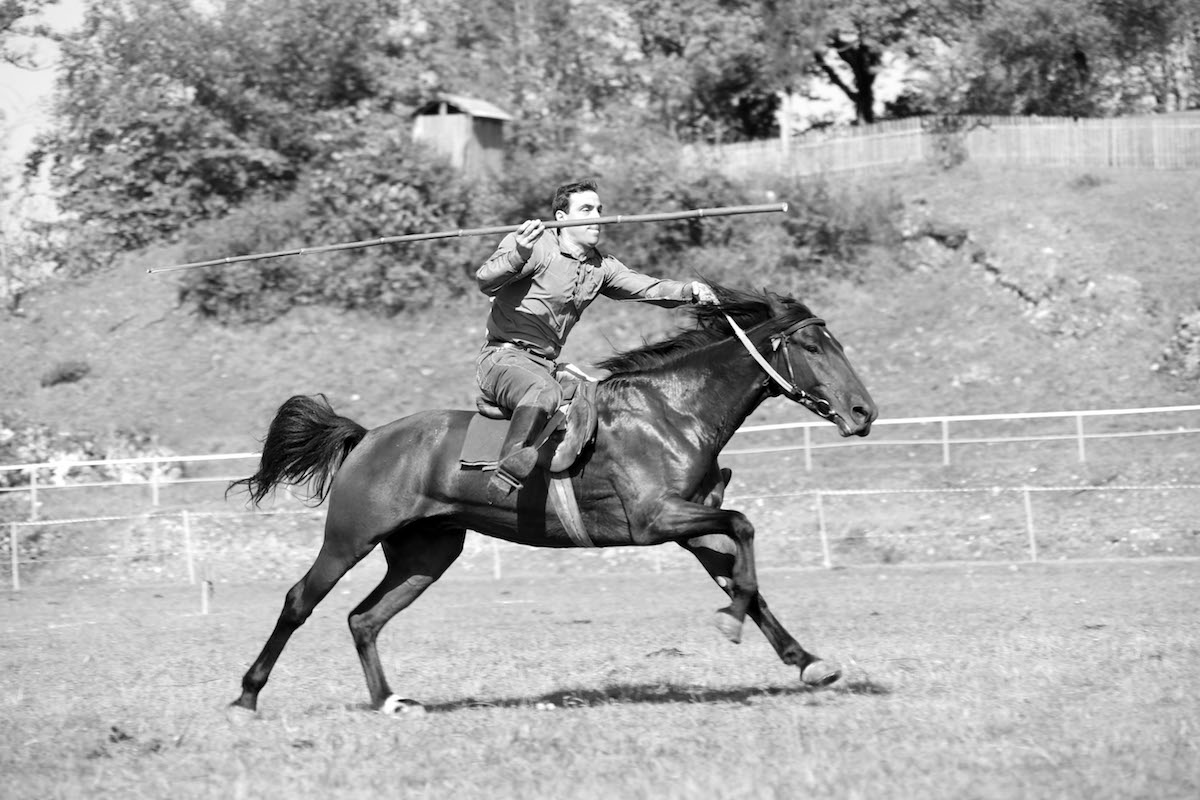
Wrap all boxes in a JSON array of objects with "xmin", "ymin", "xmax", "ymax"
[{"xmin": 475, "ymin": 179, "xmax": 718, "ymax": 502}]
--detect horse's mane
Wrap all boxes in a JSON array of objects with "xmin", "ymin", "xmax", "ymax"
[{"xmin": 596, "ymin": 283, "xmax": 815, "ymax": 379}]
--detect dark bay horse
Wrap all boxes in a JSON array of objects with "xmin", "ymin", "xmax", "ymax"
[{"xmin": 230, "ymin": 286, "xmax": 876, "ymax": 714}]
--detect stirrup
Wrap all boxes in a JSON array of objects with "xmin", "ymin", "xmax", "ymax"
[
  {"xmin": 487, "ymin": 445, "xmax": 539, "ymax": 502},
  {"xmin": 487, "ymin": 468, "xmax": 523, "ymax": 502}
]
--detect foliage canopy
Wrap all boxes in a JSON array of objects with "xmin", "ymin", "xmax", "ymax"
[{"xmin": 8, "ymin": 0, "xmax": 1198, "ymax": 315}]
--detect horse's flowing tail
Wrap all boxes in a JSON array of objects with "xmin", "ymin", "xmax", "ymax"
[{"xmin": 228, "ymin": 394, "xmax": 367, "ymax": 507}]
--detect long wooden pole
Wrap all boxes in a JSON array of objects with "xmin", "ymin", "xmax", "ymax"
[{"xmin": 147, "ymin": 202, "xmax": 788, "ymax": 274}]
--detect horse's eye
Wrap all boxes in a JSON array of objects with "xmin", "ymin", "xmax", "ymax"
[{"xmin": 804, "ymin": 343, "xmax": 821, "ymax": 354}]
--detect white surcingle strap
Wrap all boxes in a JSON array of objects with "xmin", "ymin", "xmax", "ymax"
[{"xmin": 549, "ymin": 473, "xmax": 593, "ymax": 547}]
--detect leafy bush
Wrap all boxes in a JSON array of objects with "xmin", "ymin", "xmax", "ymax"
[
  {"xmin": 0, "ymin": 414, "xmax": 176, "ymax": 492},
  {"xmin": 1068, "ymin": 173, "xmax": 1107, "ymax": 191},
  {"xmin": 764, "ymin": 175, "xmax": 904, "ymax": 280},
  {"xmin": 178, "ymin": 114, "xmax": 481, "ymax": 323},
  {"xmin": 175, "ymin": 113, "xmax": 906, "ymax": 322},
  {"xmin": 37, "ymin": 0, "xmax": 397, "ymax": 276},
  {"xmin": 598, "ymin": 134, "xmax": 753, "ymax": 268},
  {"xmin": 40, "ymin": 360, "xmax": 91, "ymax": 387},
  {"xmin": 1156, "ymin": 308, "xmax": 1200, "ymax": 381},
  {"xmin": 493, "ymin": 126, "xmax": 760, "ymax": 280}
]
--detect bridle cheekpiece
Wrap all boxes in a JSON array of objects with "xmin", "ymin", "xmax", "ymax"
[{"xmin": 723, "ymin": 313, "xmax": 835, "ymax": 421}]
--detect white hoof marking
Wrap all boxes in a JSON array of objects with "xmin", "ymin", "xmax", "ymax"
[{"xmin": 381, "ymin": 695, "xmax": 426, "ymax": 716}]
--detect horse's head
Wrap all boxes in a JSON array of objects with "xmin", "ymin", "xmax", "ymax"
[
  {"xmin": 762, "ymin": 291, "xmax": 876, "ymax": 437},
  {"xmin": 693, "ymin": 287, "xmax": 875, "ymax": 437},
  {"xmin": 600, "ymin": 284, "xmax": 877, "ymax": 437}
]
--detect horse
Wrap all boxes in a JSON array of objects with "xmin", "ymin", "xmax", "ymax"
[{"xmin": 229, "ymin": 285, "xmax": 877, "ymax": 715}]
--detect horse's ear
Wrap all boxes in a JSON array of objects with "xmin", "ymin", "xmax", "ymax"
[{"xmin": 764, "ymin": 289, "xmax": 790, "ymax": 315}]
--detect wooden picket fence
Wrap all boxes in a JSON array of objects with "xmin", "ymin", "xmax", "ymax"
[{"xmin": 689, "ymin": 113, "xmax": 1200, "ymax": 178}]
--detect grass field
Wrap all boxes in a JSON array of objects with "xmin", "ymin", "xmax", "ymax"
[{"xmin": 2, "ymin": 560, "xmax": 1197, "ymax": 799}]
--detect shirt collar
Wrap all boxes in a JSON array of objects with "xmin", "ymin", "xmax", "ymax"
[{"xmin": 553, "ymin": 229, "xmax": 600, "ymax": 261}]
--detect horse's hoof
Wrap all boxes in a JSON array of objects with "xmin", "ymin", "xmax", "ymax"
[
  {"xmin": 800, "ymin": 660, "xmax": 842, "ymax": 687},
  {"xmin": 381, "ymin": 695, "xmax": 427, "ymax": 716},
  {"xmin": 225, "ymin": 703, "xmax": 256, "ymax": 726},
  {"xmin": 713, "ymin": 608, "xmax": 743, "ymax": 644}
]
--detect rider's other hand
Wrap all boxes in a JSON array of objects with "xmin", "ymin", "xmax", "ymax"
[
  {"xmin": 690, "ymin": 282, "xmax": 719, "ymax": 305},
  {"xmin": 514, "ymin": 219, "xmax": 545, "ymax": 262}
]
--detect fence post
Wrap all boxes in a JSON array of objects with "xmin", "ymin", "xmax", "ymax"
[
  {"xmin": 1075, "ymin": 415, "xmax": 1086, "ymax": 462},
  {"xmin": 803, "ymin": 426, "xmax": 812, "ymax": 472},
  {"xmin": 9, "ymin": 521, "xmax": 18, "ymax": 592},
  {"xmin": 200, "ymin": 562, "xmax": 212, "ymax": 615},
  {"xmin": 1023, "ymin": 487, "xmax": 1038, "ymax": 562},
  {"xmin": 182, "ymin": 510, "xmax": 195, "ymax": 584},
  {"xmin": 1152, "ymin": 118, "xmax": 1161, "ymax": 169},
  {"xmin": 28, "ymin": 467, "xmax": 37, "ymax": 522},
  {"xmin": 941, "ymin": 420, "xmax": 951, "ymax": 466},
  {"xmin": 815, "ymin": 492, "xmax": 832, "ymax": 569},
  {"xmin": 150, "ymin": 460, "xmax": 160, "ymax": 507}
]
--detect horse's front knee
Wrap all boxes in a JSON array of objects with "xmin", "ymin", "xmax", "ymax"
[{"xmin": 728, "ymin": 512, "xmax": 755, "ymax": 544}]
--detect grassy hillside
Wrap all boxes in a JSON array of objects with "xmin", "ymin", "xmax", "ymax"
[{"xmin": 2, "ymin": 164, "xmax": 1197, "ymax": 458}]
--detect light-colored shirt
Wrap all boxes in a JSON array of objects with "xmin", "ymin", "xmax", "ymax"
[{"xmin": 476, "ymin": 229, "xmax": 694, "ymax": 359}]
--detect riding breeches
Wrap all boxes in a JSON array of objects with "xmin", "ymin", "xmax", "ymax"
[{"xmin": 476, "ymin": 345, "xmax": 564, "ymax": 415}]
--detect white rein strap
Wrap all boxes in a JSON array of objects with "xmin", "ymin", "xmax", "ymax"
[
  {"xmin": 723, "ymin": 312, "xmax": 827, "ymax": 400},
  {"xmin": 723, "ymin": 313, "xmax": 796, "ymax": 394}
]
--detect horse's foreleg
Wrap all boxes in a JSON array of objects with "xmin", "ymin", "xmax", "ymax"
[
  {"xmin": 679, "ymin": 534, "xmax": 841, "ymax": 687},
  {"xmin": 642, "ymin": 497, "xmax": 759, "ymax": 642},
  {"xmin": 232, "ymin": 539, "xmax": 368, "ymax": 712},
  {"xmin": 348, "ymin": 526, "xmax": 466, "ymax": 714},
  {"xmin": 686, "ymin": 465, "xmax": 840, "ymax": 686}
]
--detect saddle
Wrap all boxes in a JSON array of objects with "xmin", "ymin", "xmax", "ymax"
[
  {"xmin": 459, "ymin": 363, "xmax": 599, "ymax": 474},
  {"xmin": 459, "ymin": 364, "xmax": 599, "ymax": 547}
]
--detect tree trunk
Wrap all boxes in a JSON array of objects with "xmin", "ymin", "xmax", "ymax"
[{"xmin": 839, "ymin": 41, "xmax": 879, "ymax": 125}]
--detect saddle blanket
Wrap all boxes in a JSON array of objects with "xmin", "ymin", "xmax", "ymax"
[
  {"xmin": 460, "ymin": 414, "xmax": 508, "ymax": 469},
  {"xmin": 458, "ymin": 409, "xmax": 595, "ymax": 547}
]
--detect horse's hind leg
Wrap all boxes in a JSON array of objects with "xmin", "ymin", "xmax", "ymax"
[
  {"xmin": 348, "ymin": 524, "xmax": 466, "ymax": 714},
  {"xmin": 679, "ymin": 534, "xmax": 840, "ymax": 687},
  {"xmin": 232, "ymin": 538, "xmax": 370, "ymax": 712}
]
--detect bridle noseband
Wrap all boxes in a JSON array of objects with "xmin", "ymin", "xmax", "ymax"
[{"xmin": 723, "ymin": 313, "xmax": 835, "ymax": 420}]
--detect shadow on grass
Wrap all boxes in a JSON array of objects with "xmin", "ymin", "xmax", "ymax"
[{"xmin": 420, "ymin": 677, "xmax": 890, "ymax": 714}]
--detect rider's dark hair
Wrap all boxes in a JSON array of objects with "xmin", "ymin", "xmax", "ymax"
[{"xmin": 551, "ymin": 179, "xmax": 599, "ymax": 217}]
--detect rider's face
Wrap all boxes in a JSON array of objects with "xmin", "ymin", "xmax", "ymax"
[{"xmin": 557, "ymin": 190, "xmax": 602, "ymax": 250}]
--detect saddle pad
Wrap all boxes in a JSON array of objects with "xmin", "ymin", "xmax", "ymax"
[{"xmin": 460, "ymin": 414, "xmax": 507, "ymax": 469}]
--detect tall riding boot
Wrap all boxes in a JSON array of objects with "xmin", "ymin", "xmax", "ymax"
[{"xmin": 488, "ymin": 405, "xmax": 551, "ymax": 503}]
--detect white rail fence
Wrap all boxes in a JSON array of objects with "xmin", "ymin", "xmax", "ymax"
[{"xmin": 2, "ymin": 404, "xmax": 1198, "ymax": 593}]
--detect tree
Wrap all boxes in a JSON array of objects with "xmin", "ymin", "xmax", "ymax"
[
  {"xmin": 960, "ymin": 1, "xmax": 1112, "ymax": 116},
  {"xmin": 918, "ymin": 0, "xmax": 1199, "ymax": 117},
  {"xmin": 761, "ymin": 0, "xmax": 926, "ymax": 125},
  {"xmin": 35, "ymin": 0, "xmax": 402, "ymax": 265},
  {"xmin": 622, "ymin": 0, "xmax": 779, "ymax": 142},
  {"xmin": 1097, "ymin": 0, "xmax": 1200, "ymax": 112},
  {"xmin": 0, "ymin": 0, "xmax": 58, "ymax": 67}
]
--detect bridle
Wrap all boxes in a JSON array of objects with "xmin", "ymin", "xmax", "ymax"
[{"xmin": 723, "ymin": 313, "xmax": 835, "ymax": 421}]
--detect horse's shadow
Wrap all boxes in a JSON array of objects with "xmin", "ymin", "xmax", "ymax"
[{"xmin": 413, "ymin": 678, "xmax": 890, "ymax": 714}]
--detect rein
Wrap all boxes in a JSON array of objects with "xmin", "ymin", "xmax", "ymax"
[{"xmin": 723, "ymin": 313, "xmax": 833, "ymax": 418}]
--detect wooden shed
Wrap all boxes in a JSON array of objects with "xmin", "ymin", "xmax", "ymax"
[{"xmin": 412, "ymin": 94, "xmax": 513, "ymax": 179}]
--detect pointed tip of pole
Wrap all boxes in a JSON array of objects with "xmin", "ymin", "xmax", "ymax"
[{"xmin": 780, "ymin": 202, "xmax": 789, "ymax": 213}]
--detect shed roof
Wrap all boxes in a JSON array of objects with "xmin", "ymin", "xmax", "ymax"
[{"xmin": 412, "ymin": 93, "xmax": 513, "ymax": 121}]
